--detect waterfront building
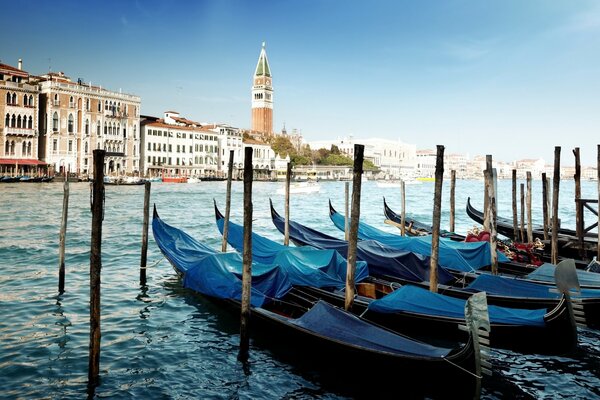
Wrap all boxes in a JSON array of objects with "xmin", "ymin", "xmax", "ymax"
[
  {"xmin": 0, "ymin": 60, "xmax": 44, "ymax": 175},
  {"xmin": 251, "ymin": 42, "xmax": 273, "ymax": 135},
  {"xmin": 210, "ymin": 124, "xmax": 244, "ymax": 176},
  {"xmin": 514, "ymin": 158, "xmax": 545, "ymax": 179},
  {"xmin": 140, "ymin": 111, "xmax": 219, "ymax": 178},
  {"xmin": 243, "ymin": 137, "xmax": 277, "ymax": 179},
  {"xmin": 37, "ymin": 71, "xmax": 141, "ymax": 176},
  {"xmin": 416, "ymin": 149, "xmax": 436, "ymax": 178}
]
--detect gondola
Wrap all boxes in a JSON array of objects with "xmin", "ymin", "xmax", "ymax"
[
  {"xmin": 383, "ymin": 197, "xmax": 465, "ymax": 240},
  {"xmin": 331, "ymin": 201, "xmax": 600, "ymax": 289},
  {"xmin": 466, "ymin": 197, "xmax": 598, "ymax": 261},
  {"xmin": 151, "ymin": 206, "xmax": 485, "ymax": 389},
  {"xmin": 214, "ymin": 203, "xmax": 580, "ymax": 354},
  {"xmin": 267, "ymin": 200, "xmax": 600, "ymax": 329}
]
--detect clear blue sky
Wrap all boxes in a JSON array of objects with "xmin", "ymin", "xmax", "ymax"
[{"xmin": 2, "ymin": 0, "xmax": 599, "ymax": 166}]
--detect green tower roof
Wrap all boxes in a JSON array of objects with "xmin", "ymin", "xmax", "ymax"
[{"xmin": 254, "ymin": 42, "xmax": 271, "ymax": 78}]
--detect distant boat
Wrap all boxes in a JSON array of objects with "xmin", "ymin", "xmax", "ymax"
[
  {"xmin": 415, "ymin": 177, "xmax": 435, "ymax": 182},
  {"xmin": 187, "ymin": 177, "xmax": 201, "ymax": 183},
  {"xmin": 162, "ymin": 176, "xmax": 188, "ymax": 183},
  {"xmin": 276, "ymin": 181, "xmax": 320, "ymax": 195}
]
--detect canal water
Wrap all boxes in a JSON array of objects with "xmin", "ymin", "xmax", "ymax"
[{"xmin": 0, "ymin": 179, "xmax": 598, "ymax": 399}]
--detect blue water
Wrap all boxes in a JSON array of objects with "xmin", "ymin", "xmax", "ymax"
[{"xmin": 0, "ymin": 179, "xmax": 598, "ymax": 399}]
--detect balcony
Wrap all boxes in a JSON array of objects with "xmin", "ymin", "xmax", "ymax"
[
  {"xmin": 53, "ymin": 100, "xmax": 60, "ymax": 106},
  {"xmin": 5, "ymin": 127, "xmax": 35, "ymax": 136}
]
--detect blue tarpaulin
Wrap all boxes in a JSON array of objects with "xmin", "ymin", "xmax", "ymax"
[
  {"xmin": 526, "ymin": 263, "xmax": 600, "ymax": 288},
  {"xmin": 368, "ymin": 285, "xmax": 546, "ymax": 326},
  {"xmin": 216, "ymin": 216, "xmax": 369, "ymax": 289},
  {"xmin": 329, "ymin": 206, "xmax": 509, "ymax": 272},
  {"xmin": 268, "ymin": 204, "xmax": 457, "ymax": 285}
]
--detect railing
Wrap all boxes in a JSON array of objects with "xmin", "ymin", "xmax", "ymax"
[
  {"xmin": 40, "ymin": 81, "xmax": 141, "ymax": 102},
  {"xmin": 5, "ymin": 127, "xmax": 35, "ymax": 136},
  {"xmin": 53, "ymin": 100, "xmax": 60, "ymax": 106}
]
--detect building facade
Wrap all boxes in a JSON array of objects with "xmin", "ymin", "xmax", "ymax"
[
  {"xmin": 251, "ymin": 42, "xmax": 273, "ymax": 135},
  {"xmin": 37, "ymin": 72, "xmax": 141, "ymax": 176},
  {"xmin": 0, "ymin": 60, "xmax": 44, "ymax": 175},
  {"xmin": 140, "ymin": 112, "xmax": 219, "ymax": 178}
]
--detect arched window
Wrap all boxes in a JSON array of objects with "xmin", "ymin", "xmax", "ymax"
[
  {"xmin": 28, "ymin": 116, "xmax": 33, "ymax": 129},
  {"xmin": 53, "ymin": 112, "xmax": 58, "ymax": 130},
  {"xmin": 11, "ymin": 93, "xmax": 16, "ymax": 104},
  {"xmin": 23, "ymin": 94, "xmax": 28, "ymax": 106},
  {"xmin": 104, "ymin": 122, "xmax": 107, "ymax": 135},
  {"xmin": 84, "ymin": 142, "xmax": 88, "ymax": 154},
  {"xmin": 86, "ymin": 99, "xmax": 90, "ymax": 111},
  {"xmin": 5, "ymin": 92, "xmax": 10, "ymax": 104},
  {"xmin": 105, "ymin": 101, "xmax": 108, "ymax": 111},
  {"xmin": 97, "ymin": 101, "xmax": 101, "ymax": 112},
  {"xmin": 17, "ymin": 115, "xmax": 22, "ymax": 128},
  {"xmin": 29, "ymin": 95, "xmax": 34, "ymax": 107},
  {"xmin": 69, "ymin": 96, "xmax": 74, "ymax": 107},
  {"xmin": 85, "ymin": 119, "xmax": 89, "ymax": 135},
  {"xmin": 5, "ymin": 114, "xmax": 9, "ymax": 127},
  {"xmin": 68, "ymin": 114, "xmax": 74, "ymax": 133},
  {"xmin": 97, "ymin": 121, "xmax": 101, "ymax": 135},
  {"xmin": 27, "ymin": 141, "xmax": 32, "ymax": 155}
]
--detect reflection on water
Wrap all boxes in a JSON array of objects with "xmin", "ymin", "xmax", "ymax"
[{"xmin": 0, "ymin": 180, "xmax": 598, "ymax": 398}]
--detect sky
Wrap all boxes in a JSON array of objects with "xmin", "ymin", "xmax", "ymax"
[{"xmin": 1, "ymin": 0, "xmax": 599, "ymax": 166}]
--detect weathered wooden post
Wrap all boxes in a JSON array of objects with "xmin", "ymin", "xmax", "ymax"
[
  {"xmin": 520, "ymin": 183, "xmax": 525, "ymax": 242},
  {"xmin": 344, "ymin": 181, "xmax": 349, "ymax": 241},
  {"xmin": 597, "ymin": 144, "xmax": 600, "ymax": 260},
  {"xmin": 58, "ymin": 168, "xmax": 69, "ymax": 294},
  {"xmin": 139, "ymin": 181, "xmax": 151, "ymax": 286},
  {"xmin": 88, "ymin": 149, "xmax": 105, "ymax": 388},
  {"xmin": 400, "ymin": 179, "xmax": 406, "ymax": 236},
  {"xmin": 345, "ymin": 144, "xmax": 364, "ymax": 311},
  {"xmin": 430, "ymin": 145, "xmax": 444, "ymax": 293},
  {"xmin": 573, "ymin": 148, "xmax": 584, "ymax": 259},
  {"xmin": 526, "ymin": 171, "xmax": 533, "ymax": 243},
  {"xmin": 487, "ymin": 169, "xmax": 498, "ymax": 274},
  {"xmin": 239, "ymin": 146, "xmax": 253, "ymax": 362},
  {"xmin": 541, "ymin": 172, "xmax": 549, "ymax": 240},
  {"xmin": 450, "ymin": 170, "xmax": 456, "ymax": 233},
  {"xmin": 221, "ymin": 150, "xmax": 234, "ymax": 252},
  {"xmin": 483, "ymin": 155, "xmax": 492, "ymax": 230},
  {"xmin": 551, "ymin": 147, "xmax": 561, "ymax": 265},
  {"xmin": 284, "ymin": 162, "xmax": 292, "ymax": 246},
  {"xmin": 512, "ymin": 169, "xmax": 518, "ymax": 242}
]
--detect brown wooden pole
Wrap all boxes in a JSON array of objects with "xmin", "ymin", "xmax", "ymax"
[
  {"xmin": 551, "ymin": 147, "xmax": 561, "ymax": 265},
  {"xmin": 520, "ymin": 183, "xmax": 525, "ymax": 242},
  {"xmin": 58, "ymin": 168, "xmax": 69, "ymax": 294},
  {"xmin": 512, "ymin": 169, "xmax": 518, "ymax": 241},
  {"xmin": 344, "ymin": 181, "xmax": 349, "ymax": 241},
  {"xmin": 400, "ymin": 179, "xmax": 406, "ymax": 236},
  {"xmin": 597, "ymin": 144, "xmax": 599, "ymax": 260},
  {"xmin": 139, "ymin": 181, "xmax": 151, "ymax": 286},
  {"xmin": 487, "ymin": 168, "xmax": 498, "ymax": 274},
  {"xmin": 573, "ymin": 147, "xmax": 584, "ymax": 259},
  {"xmin": 284, "ymin": 162, "xmax": 292, "ymax": 246},
  {"xmin": 526, "ymin": 171, "xmax": 533, "ymax": 243},
  {"xmin": 238, "ymin": 146, "xmax": 253, "ymax": 362},
  {"xmin": 449, "ymin": 170, "xmax": 456, "ymax": 233},
  {"xmin": 88, "ymin": 149, "xmax": 105, "ymax": 389},
  {"xmin": 430, "ymin": 145, "xmax": 445, "ymax": 293},
  {"xmin": 483, "ymin": 155, "xmax": 492, "ymax": 230},
  {"xmin": 221, "ymin": 150, "xmax": 234, "ymax": 252},
  {"xmin": 541, "ymin": 172, "xmax": 549, "ymax": 241},
  {"xmin": 345, "ymin": 144, "xmax": 364, "ymax": 311}
]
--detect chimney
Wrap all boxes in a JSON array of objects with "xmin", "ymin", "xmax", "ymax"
[{"xmin": 18, "ymin": 59, "xmax": 22, "ymax": 70}]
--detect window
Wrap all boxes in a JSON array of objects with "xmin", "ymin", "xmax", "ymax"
[
  {"xmin": 98, "ymin": 101, "xmax": 101, "ymax": 112},
  {"xmin": 68, "ymin": 140, "xmax": 73, "ymax": 152},
  {"xmin": 52, "ymin": 112, "xmax": 59, "ymax": 131},
  {"xmin": 5, "ymin": 114, "xmax": 9, "ymax": 127},
  {"xmin": 147, "ymin": 142, "xmax": 151, "ymax": 150},
  {"xmin": 17, "ymin": 115, "xmax": 22, "ymax": 128},
  {"xmin": 53, "ymin": 139, "xmax": 58, "ymax": 152},
  {"xmin": 86, "ymin": 99, "xmax": 90, "ymax": 111},
  {"xmin": 84, "ymin": 142, "xmax": 88, "ymax": 154},
  {"xmin": 133, "ymin": 145, "xmax": 136, "ymax": 156},
  {"xmin": 68, "ymin": 114, "xmax": 74, "ymax": 133},
  {"xmin": 28, "ymin": 116, "xmax": 33, "ymax": 129},
  {"xmin": 133, "ymin": 125, "xmax": 137, "ymax": 139},
  {"xmin": 97, "ymin": 122, "xmax": 101, "ymax": 136},
  {"xmin": 27, "ymin": 141, "xmax": 32, "ymax": 155},
  {"xmin": 5, "ymin": 92, "xmax": 9, "ymax": 104},
  {"xmin": 23, "ymin": 94, "xmax": 28, "ymax": 106},
  {"xmin": 85, "ymin": 119, "xmax": 89, "ymax": 135},
  {"xmin": 22, "ymin": 141, "xmax": 27, "ymax": 155}
]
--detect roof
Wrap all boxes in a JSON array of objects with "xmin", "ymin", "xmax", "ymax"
[
  {"xmin": 254, "ymin": 43, "xmax": 271, "ymax": 78},
  {"xmin": 0, "ymin": 158, "xmax": 46, "ymax": 165},
  {"xmin": 0, "ymin": 62, "xmax": 29, "ymax": 78},
  {"xmin": 143, "ymin": 119, "xmax": 214, "ymax": 133}
]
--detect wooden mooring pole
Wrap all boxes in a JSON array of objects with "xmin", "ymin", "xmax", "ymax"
[
  {"xmin": 221, "ymin": 150, "xmax": 234, "ymax": 252},
  {"xmin": 526, "ymin": 171, "xmax": 533, "ymax": 243},
  {"xmin": 449, "ymin": 170, "xmax": 456, "ymax": 233},
  {"xmin": 139, "ymin": 181, "xmax": 151, "ymax": 286},
  {"xmin": 88, "ymin": 149, "xmax": 105, "ymax": 389},
  {"xmin": 284, "ymin": 162, "xmax": 292, "ymax": 246},
  {"xmin": 597, "ymin": 144, "xmax": 600, "ymax": 260},
  {"xmin": 58, "ymin": 168, "xmax": 69, "ymax": 294},
  {"xmin": 430, "ymin": 145, "xmax": 444, "ymax": 293},
  {"xmin": 344, "ymin": 182, "xmax": 349, "ymax": 241},
  {"xmin": 345, "ymin": 144, "xmax": 364, "ymax": 311},
  {"xmin": 542, "ymin": 172, "xmax": 549, "ymax": 241},
  {"xmin": 551, "ymin": 147, "xmax": 561, "ymax": 265},
  {"xmin": 511, "ymin": 169, "xmax": 518, "ymax": 242},
  {"xmin": 520, "ymin": 183, "xmax": 525, "ymax": 242},
  {"xmin": 239, "ymin": 146, "xmax": 253, "ymax": 362},
  {"xmin": 573, "ymin": 148, "xmax": 584, "ymax": 259},
  {"xmin": 487, "ymin": 167, "xmax": 498, "ymax": 274},
  {"xmin": 400, "ymin": 179, "xmax": 406, "ymax": 236},
  {"xmin": 483, "ymin": 155, "xmax": 492, "ymax": 230}
]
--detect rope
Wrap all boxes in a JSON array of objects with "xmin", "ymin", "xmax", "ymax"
[
  {"xmin": 140, "ymin": 257, "xmax": 164, "ymax": 270},
  {"xmin": 442, "ymin": 357, "xmax": 482, "ymax": 379}
]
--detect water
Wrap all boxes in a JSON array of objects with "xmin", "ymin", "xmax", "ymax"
[{"xmin": 0, "ymin": 179, "xmax": 598, "ymax": 399}]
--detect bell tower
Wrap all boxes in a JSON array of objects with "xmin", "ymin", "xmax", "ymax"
[{"xmin": 251, "ymin": 42, "xmax": 273, "ymax": 135}]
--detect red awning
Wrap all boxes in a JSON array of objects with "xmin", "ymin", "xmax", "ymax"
[{"xmin": 0, "ymin": 158, "xmax": 47, "ymax": 165}]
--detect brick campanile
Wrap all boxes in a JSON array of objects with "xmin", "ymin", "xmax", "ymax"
[{"xmin": 251, "ymin": 42, "xmax": 273, "ymax": 135}]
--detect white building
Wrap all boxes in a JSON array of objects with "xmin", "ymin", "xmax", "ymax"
[
  {"xmin": 210, "ymin": 124, "xmax": 244, "ymax": 174},
  {"xmin": 140, "ymin": 111, "xmax": 219, "ymax": 178}
]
